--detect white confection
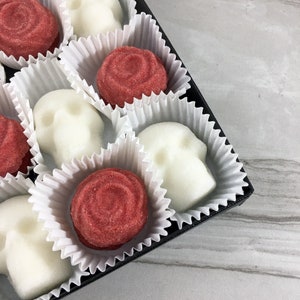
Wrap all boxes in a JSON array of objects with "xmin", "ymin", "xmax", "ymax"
[
  {"xmin": 138, "ymin": 122, "xmax": 216, "ymax": 212},
  {"xmin": 66, "ymin": 0, "xmax": 123, "ymax": 37},
  {"xmin": 33, "ymin": 89, "xmax": 104, "ymax": 167},
  {"xmin": 0, "ymin": 195, "xmax": 72, "ymax": 300}
]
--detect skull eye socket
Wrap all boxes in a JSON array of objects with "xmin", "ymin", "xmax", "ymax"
[
  {"xmin": 68, "ymin": 0, "xmax": 81, "ymax": 9},
  {"xmin": 17, "ymin": 218, "xmax": 37, "ymax": 235},
  {"xmin": 180, "ymin": 136, "xmax": 191, "ymax": 149},
  {"xmin": 41, "ymin": 112, "xmax": 54, "ymax": 127},
  {"xmin": 154, "ymin": 150, "xmax": 168, "ymax": 165},
  {"xmin": 0, "ymin": 232, "xmax": 5, "ymax": 251},
  {"xmin": 67, "ymin": 103, "xmax": 81, "ymax": 115}
]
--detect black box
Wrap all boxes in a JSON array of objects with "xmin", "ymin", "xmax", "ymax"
[{"xmin": 3, "ymin": 1, "xmax": 254, "ymax": 299}]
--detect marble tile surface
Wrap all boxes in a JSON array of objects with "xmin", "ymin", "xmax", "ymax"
[
  {"xmin": 64, "ymin": 0, "xmax": 300, "ymax": 299},
  {"xmin": 1, "ymin": 0, "xmax": 300, "ymax": 299}
]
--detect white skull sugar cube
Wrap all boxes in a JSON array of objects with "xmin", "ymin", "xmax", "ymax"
[
  {"xmin": 33, "ymin": 89, "xmax": 105, "ymax": 167},
  {"xmin": 0, "ymin": 195, "xmax": 72, "ymax": 300},
  {"xmin": 138, "ymin": 122, "xmax": 216, "ymax": 212},
  {"xmin": 66, "ymin": 0, "xmax": 123, "ymax": 37}
]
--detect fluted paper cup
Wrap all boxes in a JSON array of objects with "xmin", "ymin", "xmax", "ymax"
[
  {"xmin": 0, "ymin": 63, "xmax": 5, "ymax": 83},
  {"xmin": 29, "ymin": 134, "xmax": 172, "ymax": 274},
  {"xmin": 0, "ymin": 83, "xmax": 20, "ymax": 120},
  {"xmin": 9, "ymin": 58, "xmax": 131, "ymax": 177},
  {"xmin": 37, "ymin": 267, "xmax": 89, "ymax": 300},
  {"xmin": 59, "ymin": 12, "xmax": 190, "ymax": 109},
  {"xmin": 125, "ymin": 92, "xmax": 249, "ymax": 229},
  {"xmin": 0, "ymin": 83, "xmax": 33, "ymax": 178},
  {"xmin": 0, "ymin": 0, "xmax": 73, "ymax": 69},
  {"xmin": 0, "ymin": 175, "xmax": 88, "ymax": 300}
]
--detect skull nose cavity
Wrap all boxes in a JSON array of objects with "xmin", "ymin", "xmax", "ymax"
[{"xmin": 17, "ymin": 218, "xmax": 36, "ymax": 235}]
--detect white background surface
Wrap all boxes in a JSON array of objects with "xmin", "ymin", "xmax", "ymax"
[{"xmin": 64, "ymin": 0, "xmax": 300, "ymax": 299}]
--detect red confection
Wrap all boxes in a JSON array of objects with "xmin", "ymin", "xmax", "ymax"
[
  {"xmin": 70, "ymin": 168, "xmax": 148, "ymax": 250},
  {"xmin": 17, "ymin": 150, "xmax": 32, "ymax": 175},
  {"xmin": 96, "ymin": 46, "xmax": 168, "ymax": 108},
  {"xmin": 0, "ymin": 0, "xmax": 59, "ymax": 59},
  {"xmin": 0, "ymin": 115, "xmax": 31, "ymax": 177}
]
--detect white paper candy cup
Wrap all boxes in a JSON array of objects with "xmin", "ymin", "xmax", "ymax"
[
  {"xmin": 0, "ymin": 63, "xmax": 5, "ymax": 83},
  {"xmin": 125, "ymin": 92, "xmax": 249, "ymax": 229},
  {"xmin": 0, "ymin": 173, "xmax": 33, "ymax": 201},
  {"xmin": 0, "ymin": 83, "xmax": 33, "ymax": 178},
  {"xmin": 29, "ymin": 134, "xmax": 172, "ymax": 274},
  {"xmin": 0, "ymin": 0, "xmax": 73, "ymax": 69},
  {"xmin": 0, "ymin": 83, "xmax": 20, "ymax": 120},
  {"xmin": 0, "ymin": 175, "xmax": 88, "ymax": 300},
  {"xmin": 37, "ymin": 267, "xmax": 89, "ymax": 300},
  {"xmin": 9, "ymin": 58, "xmax": 131, "ymax": 177},
  {"xmin": 59, "ymin": 12, "xmax": 190, "ymax": 109},
  {"xmin": 66, "ymin": 0, "xmax": 137, "ymax": 40},
  {"xmin": 122, "ymin": 0, "xmax": 137, "ymax": 25}
]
